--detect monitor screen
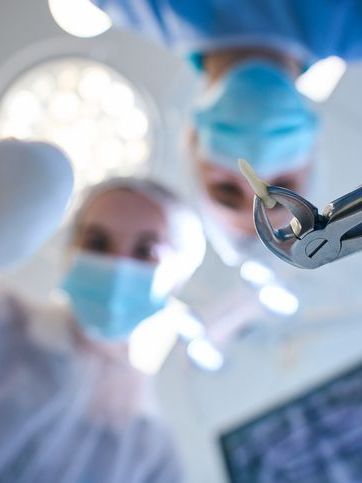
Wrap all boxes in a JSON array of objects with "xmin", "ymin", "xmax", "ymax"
[{"xmin": 219, "ymin": 363, "xmax": 362, "ymax": 482}]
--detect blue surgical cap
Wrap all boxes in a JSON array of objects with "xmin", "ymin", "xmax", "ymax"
[{"xmin": 192, "ymin": 60, "xmax": 319, "ymax": 177}]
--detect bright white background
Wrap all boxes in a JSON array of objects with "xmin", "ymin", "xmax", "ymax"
[{"xmin": 1, "ymin": 1, "xmax": 362, "ymax": 482}]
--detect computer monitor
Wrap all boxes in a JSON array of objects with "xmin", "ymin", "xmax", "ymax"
[{"xmin": 219, "ymin": 362, "xmax": 362, "ymax": 482}]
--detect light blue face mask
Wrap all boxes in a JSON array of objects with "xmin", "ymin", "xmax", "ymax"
[
  {"xmin": 61, "ymin": 252, "xmax": 168, "ymax": 340},
  {"xmin": 192, "ymin": 60, "xmax": 319, "ymax": 178}
]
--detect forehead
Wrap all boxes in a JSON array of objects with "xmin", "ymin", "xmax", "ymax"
[{"xmin": 79, "ymin": 188, "xmax": 168, "ymax": 234}]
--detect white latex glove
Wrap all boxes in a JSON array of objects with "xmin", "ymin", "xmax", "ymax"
[{"xmin": 0, "ymin": 139, "xmax": 73, "ymax": 268}]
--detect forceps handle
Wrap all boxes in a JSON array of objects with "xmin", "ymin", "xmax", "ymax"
[
  {"xmin": 324, "ymin": 186, "xmax": 362, "ymax": 236},
  {"xmin": 325, "ymin": 186, "xmax": 362, "ymax": 222},
  {"xmin": 323, "ymin": 186, "xmax": 362, "ymax": 260}
]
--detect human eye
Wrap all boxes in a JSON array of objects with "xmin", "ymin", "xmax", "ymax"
[
  {"xmin": 133, "ymin": 233, "xmax": 164, "ymax": 263},
  {"xmin": 210, "ymin": 181, "xmax": 245, "ymax": 209},
  {"xmin": 78, "ymin": 227, "xmax": 111, "ymax": 254}
]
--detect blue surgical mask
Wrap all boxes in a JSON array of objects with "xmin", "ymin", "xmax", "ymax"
[
  {"xmin": 192, "ymin": 60, "xmax": 319, "ymax": 177},
  {"xmin": 60, "ymin": 252, "xmax": 168, "ymax": 340}
]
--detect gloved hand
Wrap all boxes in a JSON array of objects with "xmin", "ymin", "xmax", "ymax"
[{"xmin": 0, "ymin": 139, "xmax": 73, "ymax": 268}]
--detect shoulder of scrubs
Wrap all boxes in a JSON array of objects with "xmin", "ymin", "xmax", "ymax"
[
  {"xmin": 0, "ymin": 290, "xmax": 27, "ymax": 332},
  {"xmin": 92, "ymin": 0, "xmax": 362, "ymax": 64},
  {"xmin": 25, "ymin": 299, "xmax": 73, "ymax": 353},
  {"xmin": 0, "ymin": 290, "xmax": 72, "ymax": 355}
]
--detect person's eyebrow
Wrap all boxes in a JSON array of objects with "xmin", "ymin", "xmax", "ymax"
[{"xmin": 77, "ymin": 223, "xmax": 107, "ymax": 235}]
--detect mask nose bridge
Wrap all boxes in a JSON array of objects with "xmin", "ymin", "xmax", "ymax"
[
  {"xmin": 113, "ymin": 246, "xmax": 131, "ymax": 258},
  {"xmin": 110, "ymin": 232, "xmax": 134, "ymax": 259}
]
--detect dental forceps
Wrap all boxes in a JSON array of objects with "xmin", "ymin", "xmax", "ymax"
[{"xmin": 253, "ymin": 185, "xmax": 362, "ymax": 269}]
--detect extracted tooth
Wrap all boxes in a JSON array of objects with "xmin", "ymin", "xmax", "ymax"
[{"xmin": 238, "ymin": 158, "xmax": 276, "ymax": 209}]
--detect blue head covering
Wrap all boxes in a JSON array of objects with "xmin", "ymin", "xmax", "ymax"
[{"xmin": 192, "ymin": 60, "xmax": 319, "ymax": 177}]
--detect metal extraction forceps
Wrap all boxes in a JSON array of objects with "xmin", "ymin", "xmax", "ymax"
[{"xmin": 253, "ymin": 185, "xmax": 362, "ymax": 269}]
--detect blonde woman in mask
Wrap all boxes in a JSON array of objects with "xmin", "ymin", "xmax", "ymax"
[{"xmin": 0, "ymin": 176, "xmax": 205, "ymax": 482}]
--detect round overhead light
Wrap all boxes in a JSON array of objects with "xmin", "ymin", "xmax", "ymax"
[
  {"xmin": 48, "ymin": 0, "xmax": 111, "ymax": 38},
  {"xmin": 0, "ymin": 58, "xmax": 153, "ymax": 193}
]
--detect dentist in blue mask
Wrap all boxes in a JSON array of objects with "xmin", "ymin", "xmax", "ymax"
[
  {"xmin": 62, "ymin": 177, "xmax": 205, "ymax": 341},
  {"xmin": 0, "ymin": 176, "xmax": 204, "ymax": 482},
  {"xmin": 87, "ymin": 0, "xmax": 362, "ymax": 264},
  {"xmin": 189, "ymin": 53, "xmax": 319, "ymax": 265}
]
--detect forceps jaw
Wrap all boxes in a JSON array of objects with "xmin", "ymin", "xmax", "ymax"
[
  {"xmin": 254, "ymin": 197, "xmax": 303, "ymax": 268},
  {"xmin": 254, "ymin": 185, "xmax": 362, "ymax": 269},
  {"xmin": 253, "ymin": 186, "xmax": 319, "ymax": 269}
]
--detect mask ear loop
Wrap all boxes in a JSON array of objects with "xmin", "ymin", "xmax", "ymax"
[{"xmin": 238, "ymin": 159, "xmax": 276, "ymax": 209}]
